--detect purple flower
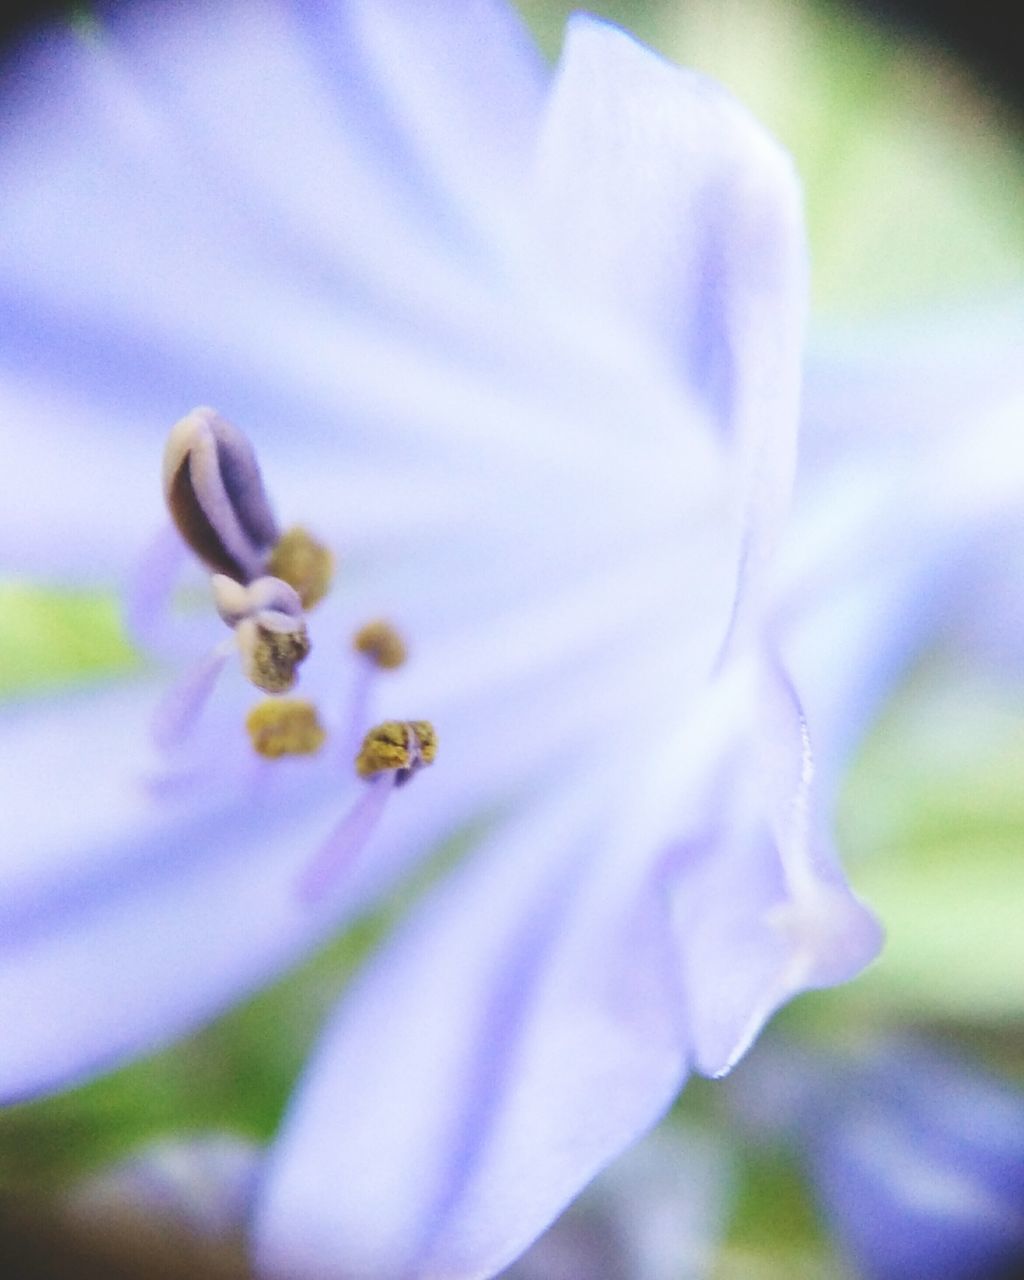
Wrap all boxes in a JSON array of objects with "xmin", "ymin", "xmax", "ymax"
[
  {"xmin": 729, "ymin": 1039, "xmax": 1024, "ymax": 1280},
  {"xmin": 0, "ymin": 2, "xmax": 888, "ymax": 1275}
]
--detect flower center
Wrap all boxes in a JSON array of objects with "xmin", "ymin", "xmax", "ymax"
[
  {"xmin": 149, "ymin": 407, "xmax": 434, "ymax": 769},
  {"xmin": 139, "ymin": 407, "xmax": 440, "ymax": 901}
]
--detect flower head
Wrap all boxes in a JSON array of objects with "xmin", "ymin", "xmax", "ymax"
[{"xmin": 0, "ymin": 2, "xmax": 889, "ymax": 1276}]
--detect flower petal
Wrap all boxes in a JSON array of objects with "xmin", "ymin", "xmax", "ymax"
[
  {"xmin": 0, "ymin": 1, "xmax": 536, "ymax": 334},
  {"xmin": 734, "ymin": 1041, "xmax": 1024, "ymax": 1280},
  {"xmin": 0, "ymin": 684, "xmax": 340, "ymax": 1099},
  {"xmin": 68, "ymin": 1132, "xmax": 262, "ymax": 1242},
  {"xmin": 531, "ymin": 15, "xmax": 808, "ymax": 615},
  {"xmin": 254, "ymin": 778, "xmax": 691, "ymax": 1280},
  {"xmin": 0, "ymin": 368, "xmax": 160, "ymax": 579},
  {"xmin": 287, "ymin": 0, "xmax": 546, "ymax": 245},
  {"xmin": 673, "ymin": 661, "xmax": 882, "ymax": 1078},
  {"xmin": 505, "ymin": 1124, "xmax": 733, "ymax": 1280},
  {"xmin": 780, "ymin": 306, "xmax": 1024, "ymax": 780},
  {"xmin": 1, "ymin": 5, "xmax": 743, "ymax": 594},
  {"xmin": 0, "ymin": 1, "xmax": 550, "ymax": 577},
  {"xmin": 801, "ymin": 306, "xmax": 1024, "ymax": 460}
]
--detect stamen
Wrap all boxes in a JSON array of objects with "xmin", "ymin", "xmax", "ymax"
[
  {"xmin": 353, "ymin": 619, "xmax": 407, "ymax": 670},
  {"xmin": 151, "ymin": 638, "xmax": 235, "ymax": 750},
  {"xmin": 267, "ymin": 525, "xmax": 335, "ymax": 610},
  {"xmin": 245, "ymin": 698, "xmax": 326, "ymax": 758},
  {"xmin": 337, "ymin": 620, "xmax": 408, "ymax": 765},
  {"xmin": 163, "ymin": 407, "xmax": 279, "ymax": 583},
  {"xmin": 356, "ymin": 720, "xmax": 437, "ymax": 784},
  {"xmin": 297, "ymin": 775, "xmax": 393, "ymax": 903},
  {"xmin": 299, "ymin": 721, "xmax": 439, "ymax": 903},
  {"xmin": 123, "ymin": 524, "xmax": 190, "ymax": 658}
]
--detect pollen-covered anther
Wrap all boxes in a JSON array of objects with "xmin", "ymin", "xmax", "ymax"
[
  {"xmin": 353, "ymin": 619, "xmax": 407, "ymax": 670},
  {"xmin": 356, "ymin": 720, "xmax": 437, "ymax": 783},
  {"xmin": 267, "ymin": 525, "xmax": 335, "ymax": 610},
  {"xmin": 240, "ymin": 619, "xmax": 311, "ymax": 694},
  {"xmin": 246, "ymin": 698, "xmax": 326, "ymax": 758}
]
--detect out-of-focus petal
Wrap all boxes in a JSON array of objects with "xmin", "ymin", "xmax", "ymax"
[
  {"xmin": 781, "ymin": 305, "xmax": 1024, "ymax": 782},
  {"xmin": 286, "ymin": 0, "xmax": 546, "ymax": 244},
  {"xmin": 675, "ymin": 661, "xmax": 882, "ymax": 1078},
  {"xmin": 504, "ymin": 1124, "xmax": 733, "ymax": 1280},
  {"xmin": 531, "ymin": 14, "xmax": 808, "ymax": 624},
  {"xmin": 255, "ymin": 775, "xmax": 692, "ymax": 1280},
  {"xmin": 0, "ymin": 0, "xmax": 550, "ymax": 579},
  {"xmin": 67, "ymin": 1133, "xmax": 261, "ymax": 1242},
  {"xmin": 730, "ymin": 1040, "xmax": 1024, "ymax": 1280},
  {"xmin": 0, "ymin": 371, "xmax": 159, "ymax": 579},
  {"xmin": 801, "ymin": 306, "xmax": 1024, "ymax": 458},
  {"xmin": 0, "ymin": 684, "xmax": 339, "ymax": 1099},
  {"xmin": 0, "ymin": 0, "xmax": 541, "ymax": 330}
]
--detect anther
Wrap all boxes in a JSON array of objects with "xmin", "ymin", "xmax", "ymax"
[
  {"xmin": 246, "ymin": 698, "xmax": 326, "ymax": 758},
  {"xmin": 239, "ymin": 620, "xmax": 311, "ymax": 693},
  {"xmin": 163, "ymin": 407, "xmax": 279, "ymax": 583},
  {"xmin": 353, "ymin": 620, "xmax": 407, "ymax": 670},
  {"xmin": 356, "ymin": 720, "xmax": 437, "ymax": 784},
  {"xmin": 267, "ymin": 526, "xmax": 335, "ymax": 610}
]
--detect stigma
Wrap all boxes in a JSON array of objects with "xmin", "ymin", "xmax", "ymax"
[{"xmin": 356, "ymin": 720, "xmax": 437, "ymax": 784}]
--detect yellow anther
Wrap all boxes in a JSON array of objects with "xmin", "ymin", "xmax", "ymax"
[
  {"xmin": 353, "ymin": 619, "xmax": 407, "ymax": 670},
  {"xmin": 244, "ymin": 623, "xmax": 311, "ymax": 693},
  {"xmin": 356, "ymin": 719, "xmax": 437, "ymax": 780},
  {"xmin": 245, "ymin": 698, "xmax": 326, "ymax": 758},
  {"xmin": 267, "ymin": 525, "xmax": 335, "ymax": 610}
]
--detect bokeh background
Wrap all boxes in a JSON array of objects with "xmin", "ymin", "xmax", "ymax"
[{"xmin": 1, "ymin": 1, "xmax": 1022, "ymax": 1276}]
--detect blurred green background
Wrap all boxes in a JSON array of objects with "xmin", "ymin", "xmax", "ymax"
[{"xmin": 1, "ymin": 1, "xmax": 1022, "ymax": 1276}]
